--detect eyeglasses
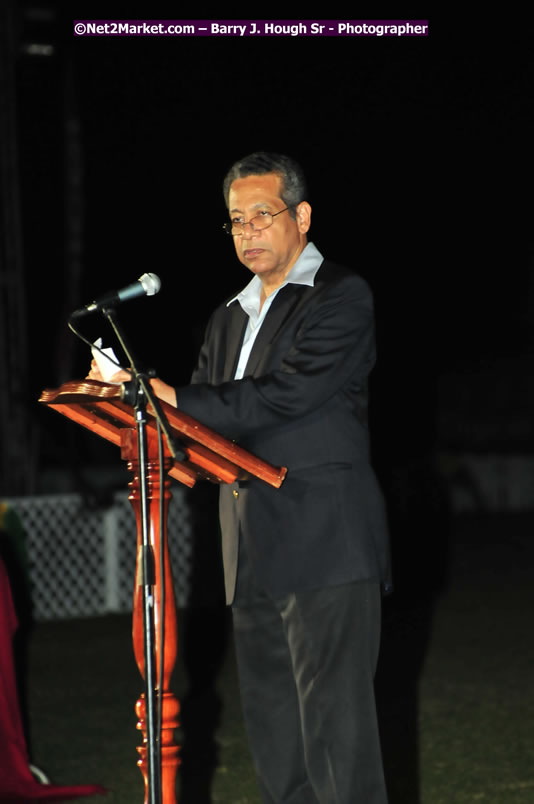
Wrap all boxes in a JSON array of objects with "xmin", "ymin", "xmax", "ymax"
[{"xmin": 223, "ymin": 207, "xmax": 289, "ymax": 236}]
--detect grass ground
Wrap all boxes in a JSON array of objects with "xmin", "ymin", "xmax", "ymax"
[{"xmin": 23, "ymin": 513, "xmax": 534, "ymax": 803}]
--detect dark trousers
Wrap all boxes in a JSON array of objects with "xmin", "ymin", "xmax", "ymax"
[{"xmin": 231, "ymin": 546, "xmax": 388, "ymax": 804}]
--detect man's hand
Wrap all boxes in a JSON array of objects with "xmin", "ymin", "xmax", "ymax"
[
  {"xmin": 86, "ymin": 361, "xmax": 177, "ymax": 407},
  {"xmin": 86, "ymin": 359, "xmax": 131, "ymax": 384},
  {"xmin": 149, "ymin": 377, "xmax": 178, "ymax": 407}
]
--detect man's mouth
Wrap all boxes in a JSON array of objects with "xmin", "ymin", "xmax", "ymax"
[{"xmin": 243, "ymin": 248, "xmax": 265, "ymax": 259}]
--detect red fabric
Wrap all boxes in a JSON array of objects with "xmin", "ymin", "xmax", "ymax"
[{"xmin": 0, "ymin": 558, "xmax": 106, "ymax": 802}]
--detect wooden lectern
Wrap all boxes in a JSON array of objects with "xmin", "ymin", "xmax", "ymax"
[{"xmin": 39, "ymin": 380, "xmax": 286, "ymax": 804}]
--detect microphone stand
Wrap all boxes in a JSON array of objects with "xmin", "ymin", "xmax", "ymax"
[{"xmin": 100, "ymin": 305, "xmax": 185, "ymax": 804}]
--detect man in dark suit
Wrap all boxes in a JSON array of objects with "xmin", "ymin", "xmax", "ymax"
[{"xmin": 93, "ymin": 152, "xmax": 390, "ymax": 802}]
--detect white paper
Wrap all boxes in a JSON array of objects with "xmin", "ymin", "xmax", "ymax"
[{"xmin": 91, "ymin": 338, "xmax": 121, "ymax": 383}]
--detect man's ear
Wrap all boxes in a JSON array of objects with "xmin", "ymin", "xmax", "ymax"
[{"xmin": 296, "ymin": 201, "xmax": 312, "ymax": 234}]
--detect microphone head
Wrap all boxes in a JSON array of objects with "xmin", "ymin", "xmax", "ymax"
[{"xmin": 139, "ymin": 272, "xmax": 161, "ymax": 296}]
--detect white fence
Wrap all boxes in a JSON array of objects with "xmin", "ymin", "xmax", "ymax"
[{"xmin": 4, "ymin": 488, "xmax": 192, "ymax": 620}]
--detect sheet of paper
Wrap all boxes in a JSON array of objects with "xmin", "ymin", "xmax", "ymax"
[{"xmin": 91, "ymin": 338, "xmax": 122, "ymax": 383}]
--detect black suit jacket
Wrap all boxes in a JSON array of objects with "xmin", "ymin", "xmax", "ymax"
[{"xmin": 177, "ymin": 259, "xmax": 390, "ymax": 603}]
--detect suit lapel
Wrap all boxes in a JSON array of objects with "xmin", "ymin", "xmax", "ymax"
[
  {"xmin": 223, "ymin": 260, "xmax": 329, "ymax": 383},
  {"xmin": 222, "ymin": 301, "xmax": 248, "ymax": 381},
  {"xmin": 243, "ymin": 283, "xmax": 310, "ymax": 378}
]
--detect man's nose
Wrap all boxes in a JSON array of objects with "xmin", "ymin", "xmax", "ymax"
[{"xmin": 240, "ymin": 221, "xmax": 259, "ymax": 239}]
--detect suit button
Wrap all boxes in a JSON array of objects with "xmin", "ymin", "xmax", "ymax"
[{"xmin": 233, "ymin": 489, "xmax": 239, "ymax": 499}]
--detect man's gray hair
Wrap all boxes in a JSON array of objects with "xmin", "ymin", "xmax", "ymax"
[{"xmin": 223, "ymin": 151, "xmax": 308, "ymax": 218}]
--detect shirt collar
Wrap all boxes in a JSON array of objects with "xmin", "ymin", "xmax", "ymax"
[{"xmin": 227, "ymin": 242, "xmax": 324, "ymax": 310}]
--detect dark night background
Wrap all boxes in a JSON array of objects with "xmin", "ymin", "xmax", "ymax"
[
  {"xmin": 1, "ymin": 10, "xmax": 534, "ymax": 573},
  {"xmin": 2, "ymin": 8, "xmax": 534, "ymax": 803},
  {"xmin": 3, "ymin": 7, "xmax": 534, "ymax": 604},
  {"xmin": 3, "ymin": 9, "xmax": 532, "ymax": 494}
]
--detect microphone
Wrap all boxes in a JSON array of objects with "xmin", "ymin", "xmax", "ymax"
[{"xmin": 70, "ymin": 273, "xmax": 161, "ymax": 318}]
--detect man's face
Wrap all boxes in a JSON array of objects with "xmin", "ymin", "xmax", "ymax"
[{"xmin": 227, "ymin": 173, "xmax": 311, "ymax": 286}]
